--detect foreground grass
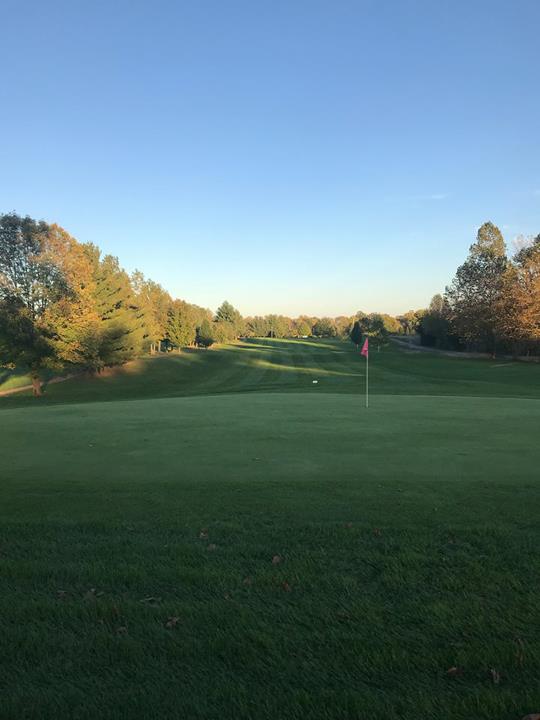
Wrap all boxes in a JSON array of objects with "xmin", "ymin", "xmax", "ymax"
[{"xmin": 1, "ymin": 340, "xmax": 540, "ymax": 719}]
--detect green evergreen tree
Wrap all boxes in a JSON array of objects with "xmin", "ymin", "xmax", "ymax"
[
  {"xmin": 350, "ymin": 320, "xmax": 363, "ymax": 347},
  {"xmin": 91, "ymin": 252, "xmax": 145, "ymax": 366},
  {"xmin": 214, "ymin": 300, "xmax": 243, "ymax": 338},
  {"xmin": 196, "ymin": 318, "xmax": 215, "ymax": 348},
  {"xmin": 167, "ymin": 300, "xmax": 197, "ymax": 349}
]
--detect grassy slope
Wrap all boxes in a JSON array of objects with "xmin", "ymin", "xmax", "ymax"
[
  {"xmin": 1, "ymin": 339, "xmax": 540, "ymax": 719},
  {"xmin": 2, "ymin": 337, "xmax": 539, "ymax": 406}
]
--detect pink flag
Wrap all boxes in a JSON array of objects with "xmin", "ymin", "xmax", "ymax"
[{"xmin": 360, "ymin": 338, "xmax": 369, "ymax": 357}]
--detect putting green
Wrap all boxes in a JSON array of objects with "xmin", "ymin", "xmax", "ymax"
[{"xmin": 2, "ymin": 392, "xmax": 540, "ymax": 499}]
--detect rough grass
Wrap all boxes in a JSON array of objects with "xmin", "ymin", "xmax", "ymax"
[{"xmin": 1, "ymin": 339, "xmax": 539, "ymax": 719}]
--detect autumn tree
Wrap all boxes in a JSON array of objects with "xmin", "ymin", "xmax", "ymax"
[
  {"xmin": 471, "ymin": 221, "xmax": 505, "ymax": 257},
  {"xmin": 293, "ymin": 317, "xmax": 311, "ymax": 337},
  {"xmin": 312, "ymin": 317, "xmax": 337, "ymax": 337},
  {"xmin": 446, "ymin": 222, "xmax": 507, "ymax": 354},
  {"xmin": 397, "ymin": 310, "xmax": 422, "ymax": 335},
  {"xmin": 334, "ymin": 316, "xmax": 353, "ymax": 337},
  {"xmin": 365, "ymin": 314, "xmax": 389, "ymax": 347},
  {"xmin": 497, "ymin": 235, "xmax": 540, "ymax": 352},
  {"xmin": 246, "ymin": 316, "xmax": 269, "ymax": 337},
  {"xmin": 266, "ymin": 314, "xmax": 290, "ymax": 338},
  {"xmin": 132, "ymin": 272, "xmax": 172, "ymax": 352},
  {"xmin": 41, "ymin": 224, "xmax": 101, "ymax": 370},
  {"xmin": 0, "ymin": 213, "xmax": 66, "ymax": 394}
]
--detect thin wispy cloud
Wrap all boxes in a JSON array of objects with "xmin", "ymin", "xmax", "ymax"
[{"xmin": 385, "ymin": 192, "xmax": 451, "ymax": 202}]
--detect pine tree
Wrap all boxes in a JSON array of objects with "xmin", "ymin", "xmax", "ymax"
[
  {"xmin": 214, "ymin": 301, "xmax": 243, "ymax": 339},
  {"xmin": 196, "ymin": 318, "xmax": 215, "ymax": 348},
  {"xmin": 91, "ymin": 252, "xmax": 145, "ymax": 366},
  {"xmin": 350, "ymin": 320, "xmax": 363, "ymax": 347},
  {"xmin": 167, "ymin": 300, "xmax": 197, "ymax": 349}
]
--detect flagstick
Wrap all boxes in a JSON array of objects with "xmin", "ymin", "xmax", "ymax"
[{"xmin": 366, "ymin": 349, "xmax": 369, "ymax": 409}]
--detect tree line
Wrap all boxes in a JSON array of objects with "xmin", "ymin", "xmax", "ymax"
[
  {"xmin": 0, "ymin": 213, "xmax": 417, "ymax": 395},
  {"xmin": 6, "ymin": 213, "xmax": 529, "ymax": 397},
  {"xmin": 417, "ymin": 221, "xmax": 540, "ymax": 356}
]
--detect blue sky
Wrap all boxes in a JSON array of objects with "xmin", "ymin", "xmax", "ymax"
[{"xmin": 1, "ymin": 0, "xmax": 539, "ymax": 316}]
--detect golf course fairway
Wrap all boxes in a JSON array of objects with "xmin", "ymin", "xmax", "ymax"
[{"xmin": 1, "ymin": 338, "xmax": 539, "ymax": 720}]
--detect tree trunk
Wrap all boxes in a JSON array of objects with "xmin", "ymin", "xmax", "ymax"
[{"xmin": 31, "ymin": 374, "xmax": 42, "ymax": 397}]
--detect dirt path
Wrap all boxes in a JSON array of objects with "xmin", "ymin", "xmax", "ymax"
[{"xmin": 390, "ymin": 336, "xmax": 539, "ymax": 362}]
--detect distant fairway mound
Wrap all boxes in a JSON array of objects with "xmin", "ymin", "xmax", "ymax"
[{"xmin": 1, "ymin": 337, "xmax": 539, "ymax": 408}]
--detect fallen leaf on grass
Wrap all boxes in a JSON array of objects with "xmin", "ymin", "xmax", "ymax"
[
  {"xmin": 272, "ymin": 555, "xmax": 282, "ymax": 565},
  {"xmin": 56, "ymin": 590, "xmax": 67, "ymax": 600},
  {"xmin": 373, "ymin": 528, "xmax": 382, "ymax": 537},
  {"xmin": 207, "ymin": 543, "xmax": 217, "ymax": 552},
  {"xmin": 165, "ymin": 616, "xmax": 180, "ymax": 629},
  {"xmin": 243, "ymin": 577, "xmax": 253, "ymax": 586},
  {"xmin": 139, "ymin": 596, "xmax": 162, "ymax": 605},
  {"xmin": 345, "ymin": 522, "xmax": 353, "ymax": 528},
  {"xmin": 84, "ymin": 588, "xmax": 104, "ymax": 600},
  {"xmin": 281, "ymin": 581, "xmax": 292, "ymax": 592},
  {"xmin": 446, "ymin": 667, "xmax": 462, "ymax": 677},
  {"xmin": 116, "ymin": 626, "xmax": 128, "ymax": 635},
  {"xmin": 521, "ymin": 714, "xmax": 540, "ymax": 720},
  {"xmin": 490, "ymin": 668, "xmax": 501, "ymax": 684}
]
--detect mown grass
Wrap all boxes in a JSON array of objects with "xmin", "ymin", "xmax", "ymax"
[
  {"xmin": 2, "ymin": 337, "xmax": 539, "ymax": 407},
  {"xmin": 1, "ymin": 339, "xmax": 539, "ymax": 719}
]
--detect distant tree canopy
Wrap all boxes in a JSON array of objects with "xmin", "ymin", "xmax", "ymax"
[
  {"xmin": 4, "ymin": 212, "xmax": 535, "ymax": 396},
  {"xmin": 0, "ymin": 214, "xmax": 69, "ymax": 394},
  {"xmin": 419, "ymin": 222, "xmax": 540, "ymax": 356},
  {"xmin": 0, "ymin": 213, "xmax": 214, "ymax": 392},
  {"xmin": 167, "ymin": 300, "xmax": 197, "ymax": 349},
  {"xmin": 312, "ymin": 317, "xmax": 337, "ymax": 337},
  {"xmin": 397, "ymin": 310, "xmax": 422, "ymax": 335}
]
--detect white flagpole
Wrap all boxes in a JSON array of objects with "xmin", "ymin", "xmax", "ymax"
[{"xmin": 366, "ymin": 348, "xmax": 369, "ymax": 409}]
